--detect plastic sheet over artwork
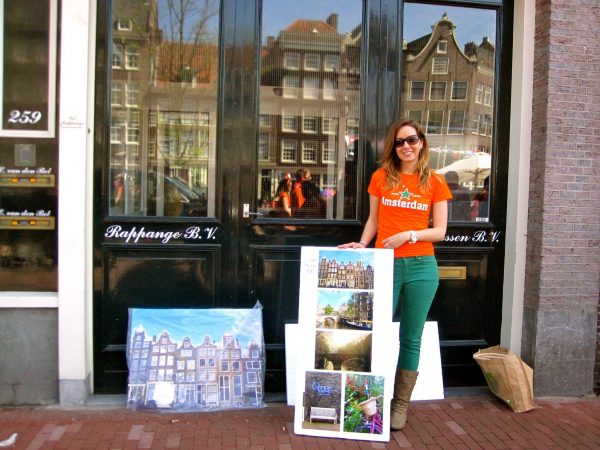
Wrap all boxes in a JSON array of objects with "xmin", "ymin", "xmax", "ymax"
[{"xmin": 126, "ymin": 302, "xmax": 266, "ymax": 412}]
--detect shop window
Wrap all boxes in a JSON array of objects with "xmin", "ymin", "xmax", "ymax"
[
  {"xmin": 108, "ymin": 0, "xmax": 219, "ymax": 218},
  {"xmin": 401, "ymin": 3, "xmax": 496, "ymax": 223},
  {"xmin": 259, "ymin": 0, "xmax": 362, "ymax": 220}
]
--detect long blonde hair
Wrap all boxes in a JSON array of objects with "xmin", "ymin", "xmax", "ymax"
[{"xmin": 380, "ymin": 119, "xmax": 432, "ymax": 190}]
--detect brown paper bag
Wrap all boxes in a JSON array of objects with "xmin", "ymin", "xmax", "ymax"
[{"xmin": 473, "ymin": 345, "xmax": 536, "ymax": 413}]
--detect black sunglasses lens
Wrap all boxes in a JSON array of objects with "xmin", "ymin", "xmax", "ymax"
[{"xmin": 395, "ymin": 136, "xmax": 419, "ymax": 146}]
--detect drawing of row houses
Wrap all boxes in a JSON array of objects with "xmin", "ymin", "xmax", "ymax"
[
  {"xmin": 127, "ymin": 327, "xmax": 263, "ymax": 409},
  {"xmin": 318, "ymin": 258, "xmax": 374, "ymax": 290}
]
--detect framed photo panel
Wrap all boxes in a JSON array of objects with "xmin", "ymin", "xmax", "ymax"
[{"xmin": 293, "ymin": 246, "xmax": 394, "ymax": 442}]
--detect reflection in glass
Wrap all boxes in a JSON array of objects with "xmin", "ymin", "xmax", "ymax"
[
  {"xmin": 259, "ymin": 0, "xmax": 362, "ymax": 219},
  {"xmin": 401, "ymin": 4, "xmax": 496, "ymax": 222},
  {"xmin": 109, "ymin": 0, "xmax": 220, "ymax": 217}
]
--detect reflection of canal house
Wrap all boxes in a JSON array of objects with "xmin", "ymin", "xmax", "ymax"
[
  {"xmin": 258, "ymin": 13, "xmax": 362, "ymax": 203},
  {"xmin": 402, "ymin": 13, "xmax": 494, "ymax": 171},
  {"xmin": 318, "ymin": 258, "xmax": 374, "ymax": 289}
]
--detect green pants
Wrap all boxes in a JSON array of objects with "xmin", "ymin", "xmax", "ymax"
[{"xmin": 393, "ymin": 256, "xmax": 439, "ymax": 371}]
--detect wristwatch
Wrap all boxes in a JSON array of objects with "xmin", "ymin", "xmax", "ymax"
[{"xmin": 408, "ymin": 230, "xmax": 418, "ymax": 244}]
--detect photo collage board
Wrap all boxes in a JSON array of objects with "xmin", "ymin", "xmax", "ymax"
[{"xmin": 294, "ymin": 247, "xmax": 396, "ymax": 442}]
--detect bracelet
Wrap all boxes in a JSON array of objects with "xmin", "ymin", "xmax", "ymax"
[{"xmin": 358, "ymin": 241, "xmax": 367, "ymax": 247}]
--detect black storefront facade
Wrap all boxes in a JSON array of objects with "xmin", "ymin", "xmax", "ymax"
[{"xmin": 0, "ymin": 0, "xmax": 598, "ymax": 406}]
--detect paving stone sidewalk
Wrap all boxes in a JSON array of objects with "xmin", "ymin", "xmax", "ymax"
[{"xmin": 1, "ymin": 394, "xmax": 599, "ymax": 449}]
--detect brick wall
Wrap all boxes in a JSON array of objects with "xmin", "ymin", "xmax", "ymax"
[{"xmin": 523, "ymin": 0, "xmax": 600, "ymax": 396}]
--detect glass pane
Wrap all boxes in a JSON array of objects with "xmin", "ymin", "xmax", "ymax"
[
  {"xmin": 401, "ymin": 4, "xmax": 496, "ymax": 223},
  {"xmin": 109, "ymin": 0, "xmax": 220, "ymax": 217},
  {"xmin": 259, "ymin": 0, "xmax": 363, "ymax": 219}
]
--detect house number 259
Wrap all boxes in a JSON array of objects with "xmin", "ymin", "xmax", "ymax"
[{"xmin": 7, "ymin": 110, "xmax": 42, "ymax": 124}]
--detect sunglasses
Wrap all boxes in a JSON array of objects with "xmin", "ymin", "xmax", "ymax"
[{"xmin": 394, "ymin": 135, "xmax": 420, "ymax": 147}]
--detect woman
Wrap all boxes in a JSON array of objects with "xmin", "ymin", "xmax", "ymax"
[
  {"xmin": 339, "ymin": 119, "xmax": 452, "ymax": 430},
  {"xmin": 274, "ymin": 175, "xmax": 292, "ymax": 217}
]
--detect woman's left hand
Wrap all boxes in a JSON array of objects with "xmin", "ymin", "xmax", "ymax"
[{"xmin": 381, "ymin": 231, "xmax": 410, "ymax": 249}]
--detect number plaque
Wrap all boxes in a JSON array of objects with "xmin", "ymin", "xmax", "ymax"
[{"xmin": 0, "ymin": 0, "xmax": 57, "ymax": 137}]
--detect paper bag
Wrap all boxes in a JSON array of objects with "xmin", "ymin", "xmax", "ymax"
[{"xmin": 473, "ymin": 345, "xmax": 536, "ymax": 413}]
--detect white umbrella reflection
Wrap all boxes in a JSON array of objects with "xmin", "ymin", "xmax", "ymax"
[{"xmin": 436, "ymin": 152, "xmax": 491, "ymax": 186}]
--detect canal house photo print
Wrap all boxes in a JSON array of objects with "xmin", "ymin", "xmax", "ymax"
[
  {"xmin": 294, "ymin": 247, "xmax": 395, "ymax": 442},
  {"xmin": 126, "ymin": 305, "xmax": 265, "ymax": 412}
]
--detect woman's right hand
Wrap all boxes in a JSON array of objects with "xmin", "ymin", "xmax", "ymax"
[{"xmin": 337, "ymin": 242, "xmax": 366, "ymax": 249}]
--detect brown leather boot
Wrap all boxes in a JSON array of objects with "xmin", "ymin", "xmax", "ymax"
[{"xmin": 390, "ymin": 369, "xmax": 418, "ymax": 430}]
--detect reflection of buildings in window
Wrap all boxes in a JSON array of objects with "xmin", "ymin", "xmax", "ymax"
[
  {"xmin": 259, "ymin": 8, "xmax": 362, "ymax": 217},
  {"xmin": 402, "ymin": 12, "xmax": 495, "ymax": 177},
  {"xmin": 110, "ymin": 0, "xmax": 219, "ymax": 217}
]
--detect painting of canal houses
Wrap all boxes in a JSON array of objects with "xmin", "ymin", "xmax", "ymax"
[{"xmin": 126, "ymin": 306, "xmax": 265, "ymax": 411}]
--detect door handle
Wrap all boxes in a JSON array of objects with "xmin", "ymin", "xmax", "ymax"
[{"xmin": 242, "ymin": 203, "xmax": 263, "ymax": 218}]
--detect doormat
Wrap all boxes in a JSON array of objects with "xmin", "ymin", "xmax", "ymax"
[{"xmin": 126, "ymin": 303, "xmax": 265, "ymax": 412}]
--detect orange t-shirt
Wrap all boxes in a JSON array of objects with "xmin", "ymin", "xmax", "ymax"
[{"xmin": 368, "ymin": 168, "xmax": 452, "ymax": 258}]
